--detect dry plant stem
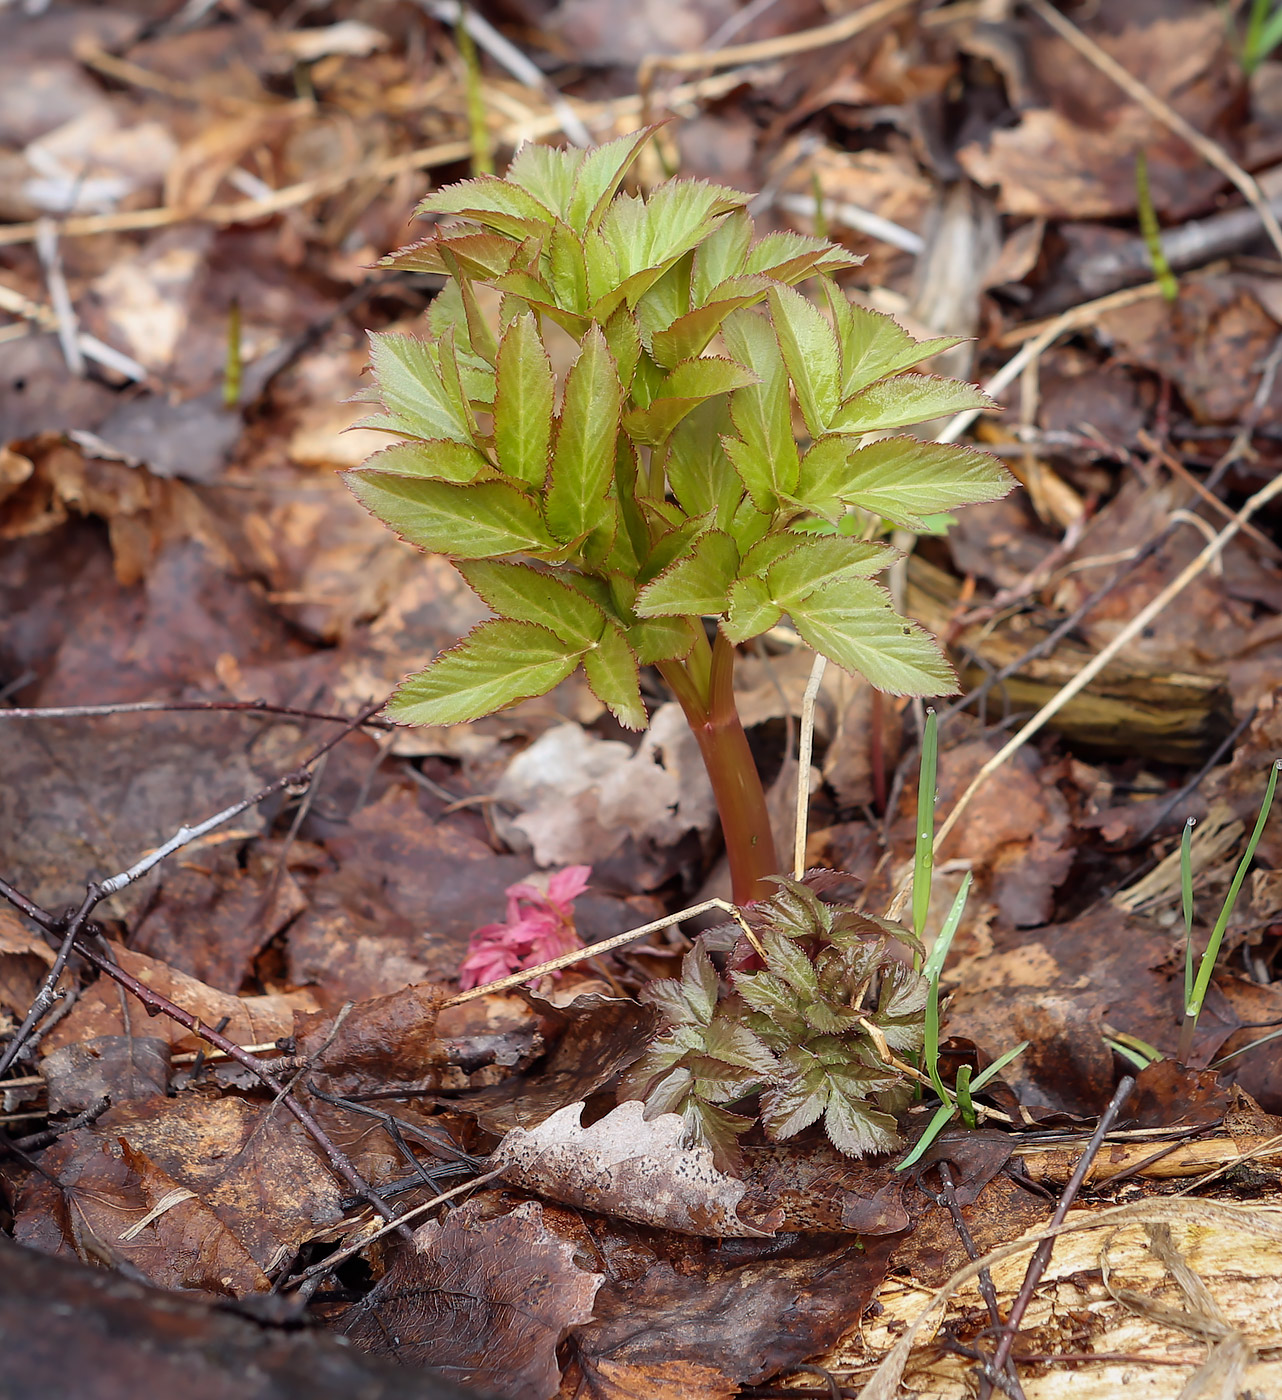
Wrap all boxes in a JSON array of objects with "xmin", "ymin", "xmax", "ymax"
[
  {"xmin": 1025, "ymin": 0, "xmax": 1282, "ymax": 262},
  {"xmin": 659, "ymin": 629, "xmax": 779, "ymax": 904},
  {"xmin": 97, "ymin": 697, "xmax": 385, "ymax": 898},
  {"xmin": 889, "ymin": 468, "xmax": 1282, "ymax": 919},
  {"xmin": 934, "ymin": 1162, "xmax": 1028, "ymax": 1400},
  {"xmin": 976, "ymin": 1075, "xmax": 1135, "ymax": 1400},
  {"xmin": 0, "ymin": 888, "xmax": 96, "ymax": 1078},
  {"xmin": 794, "ymin": 653, "xmax": 828, "ymax": 879},
  {"xmin": 282, "ymin": 1166, "xmax": 508, "ymax": 1292},
  {"xmin": 638, "ymin": 0, "xmax": 915, "ymax": 89},
  {"xmin": 69, "ymin": 936, "xmax": 407, "ymax": 1232},
  {"xmin": 857, "ymin": 1197, "xmax": 1282, "ymax": 1400},
  {"xmin": 0, "ymin": 698, "xmax": 394, "ymax": 728}
]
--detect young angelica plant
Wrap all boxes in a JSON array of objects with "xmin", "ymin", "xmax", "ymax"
[{"xmin": 345, "ymin": 127, "xmax": 1013, "ymax": 906}]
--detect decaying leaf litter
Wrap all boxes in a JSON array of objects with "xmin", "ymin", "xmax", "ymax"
[{"xmin": 3, "ymin": 1, "xmax": 1282, "ymax": 1397}]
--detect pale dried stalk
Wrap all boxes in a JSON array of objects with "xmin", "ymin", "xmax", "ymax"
[
  {"xmin": 855, "ymin": 1198, "xmax": 1282, "ymax": 1399},
  {"xmin": 638, "ymin": 0, "xmax": 916, "ymax": 87},
  {"xmin": 793, "ymin": 652, "xmax": 828, "ymax": 879}
]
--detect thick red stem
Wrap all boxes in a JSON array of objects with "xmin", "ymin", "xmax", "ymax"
[{"xmin": 659, "ymin": 630, "xmax": 780, "ymax": 905}]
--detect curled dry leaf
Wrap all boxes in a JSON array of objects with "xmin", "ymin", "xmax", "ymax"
[
  {"xmin": 40, "ymin": 943, "xmax": 319, "ymax": 1058},
  {"xmin": 492, "ymin": 1100, "xmax": 784, "ymax": 1238},
  {"xmin": 454, "ymin": 992, "xmax": 657, "ymax": 1136},
  {"xmin": 294, "ymin": 982, "xmax": 450, "ymax": 1097},
  {"xmin": 342, "ymin": 1198, "xmax": 602, "ymax": 1400}
]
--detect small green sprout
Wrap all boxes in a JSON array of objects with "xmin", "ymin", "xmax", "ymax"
[{"xmin": 1177, "ymin": 760, "xmax": 1281, "ymax": 1064}]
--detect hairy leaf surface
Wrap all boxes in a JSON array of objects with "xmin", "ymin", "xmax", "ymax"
[{"xmin": 389, "ymin": 620, "xmax": 582, "ymax": 725}]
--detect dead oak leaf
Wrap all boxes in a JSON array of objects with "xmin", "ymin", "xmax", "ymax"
[
  {"xmin": 492, "ymin": 1100, "xmax": 783, "ymax": 1238},
  {"xmin": 341, "ymin": 1198, "xmax": 602, "ymax": 1400}
]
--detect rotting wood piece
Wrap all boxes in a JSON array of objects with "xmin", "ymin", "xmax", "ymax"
[
  {"xmin": 1014, "ymin": 1131, "xmax": 1282, "ymax": 1185},
  {"xmin": 906, "ymin": 555, "xmax": 1233, "ymax": 764}
]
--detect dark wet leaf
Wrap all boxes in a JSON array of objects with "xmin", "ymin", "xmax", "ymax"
[
  {"xmin": 43, "ymin": 1036, "xmax": 170, "ymax": 1113},
  {"xmin": 456, "ymin": 992, "xmax": 658, "ymax": 1135},
  {"xmin": 294, "ymin": 982, "xmax": 450, "ymax": 1097},
  {"xmin": 341, "ymin": 1199, "xmax": 602, "ymax": 1400}
]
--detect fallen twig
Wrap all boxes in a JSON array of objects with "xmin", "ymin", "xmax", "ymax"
[{"xmin": 975, "ymin": 1075, "xmax": 1134, "ymax": 1399}]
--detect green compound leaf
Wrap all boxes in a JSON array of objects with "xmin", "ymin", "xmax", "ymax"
[
  {"xmin": 492, "ymin": 312, "xmax": 555, "ymax": 487},
  {"xmin": 691, "ymin": 209, "xmax": 752, "ymax": 303},
  {"xmin": 660, "ymin": 943, "xmax": 721, "ymax": 1026},
  {"xmin": 621, "ymin": 356, "xmax": 758, "ymax": 447},
  {"xmin": 641, "ymin": 178, "xmax": 748, "ymax": 269},
  {"xmin": 787, "ymin": 580, "xmax": 957, "ymax": 696},
  {"xmin": 744, "ymin": 230, "xmax": 861, "ymax": 284},
  {"xmin": 388, "ymin": 619, "xmax": 582, "ymax": 725},
  {"xmin": 345, "ymin": 472, "xmax": 556, "ymax": 559},
  {"xmin": 567, "ymin": 126, "xmax": 657, "ymax": 232},
  {"xmin": 414, "ymin": 173, "xmax": 557, "ymax": 238},
  {"xmin": 666, "ymin": 398, "xmax": 738, "ymax": 522},
  {"xmin": 358, "ymin": 440, "xmax": 491, "ymax": 484},
  {"xmin": 765, "ymin": 536, "xmax": 898, "ymax": 605},
  {"xmin": 626, "ymin": 614, "xmax": 700, "ymax": 665},
  {"xmin": 825, "ymin": 287, "xmax": 963, "ymax": 398},
  {"xmin": 723, "ymin": 575, "xmax": 781, "ymax": 644},
  {"xmin": 504, "ymin": 141, "xmax": 583, "ymax": 220},
  {"xmin": 759, "ymin": 1054, "xmax": 829, "ymax": 1140},
  {"xmin": 766, "ymin": 284, "xmax": 841, "ymax": 437},
  {"xmin": 367, "ymin": 332, "xmax": 476, "ymax": 445},
  {"xmin": 456, "ymin": 560, "xmax": 606, "ymax": 647},
  {"xmin": 796, "ymin": 436, "xmax": 1012, "ymax": 530},
  {"xmin": 823, "ymin": 1082, "xmax": 902, "ymax": 1158},
  {"xmin": 582, "ymin": 620, "xmax": 646, "ymax": 730},
  {"xmin": 722, "ymin": 308, "xmax": 800, "ymax": 500},
  {"xmin": 700, "ymin": 1017, "xmax": 779, "ymax": 1077},
  {"xmin": 380, "ymin": 230, "xmax": 522, "ymax": 279},
  {"xmin": 634, "ymin": 529, "xmax": 738, "ymax": 617},
  {"xmin": 829, "ymin": 373, "xmax": 996, "ymax": 434},
  {"xmin": 544, "ymin": 325, "xmax": 623, "ymax": 543},
  {"xmin": 651, "ymin": 276, "xmax": 770, "ymax": 368},
  {"xmin": 548, "ymin": 219, "xmax": 589, "ymax": 314}
]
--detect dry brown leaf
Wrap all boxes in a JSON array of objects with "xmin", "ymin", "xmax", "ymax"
[
  {"xmin": 957, "ymin": 0, "xmax": 1241, "ymax": 219},
  {"xmin": 42, "ymin": 944, "xmax": 319, "ymax": 1057},
  {"xmin": 342, "ymin": 1198, "xmax": 602, "ymax": 1400},
  {"xmin": 492, "ymin": 1100, "xmax": 784, "ymax": 1238},
  {"xmin": 493, "ymin": 707, "xmax": 717, "ymax": 876}
]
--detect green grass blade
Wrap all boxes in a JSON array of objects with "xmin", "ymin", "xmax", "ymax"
[
  {"xmin": 1107, "ymin": 1038, "xmax": 1155, "ymax": 1073},
  {"xmin": 922, "ymin": 973, "xmax": 949, "ymax": 1105},
  {"xmin": 1187, "ymin": 760, "xmax": 1281, "ymax": 1020},
  {"xmin": 955, "ymin": 1064, "xmax": 976, "ymax": 1130},
  {"xmin": 922, "ymin": 870, "xmax": 971, "ymax": 987},
  {"xmin": 1181, "ymin": 816, "xmax": 1196, "ymax": 1010},
  {"xmin": 970, "ymin": 1038, "xmax": 1029, "ymax": 1091},
  {"xmin": 1135, "ymin": 150, "xmax": 1177, "ymax": 302},
  {"xmin": 894, "ymin": 1102, "xmax": 956, "ymax": 1171}
]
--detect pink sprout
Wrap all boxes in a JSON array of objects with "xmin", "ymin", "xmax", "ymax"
[{"xmin": 457, "ymin": 865, "xmax": 591, "ymax": 991}]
